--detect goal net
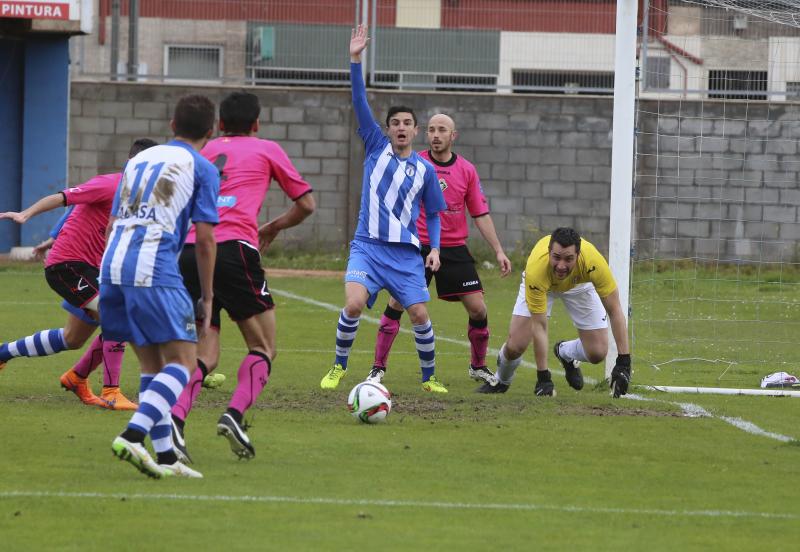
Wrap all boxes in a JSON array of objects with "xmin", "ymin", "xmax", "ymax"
[{"xmin": 632, "ymin": 0, "xmax": 800, "ymax": 391}]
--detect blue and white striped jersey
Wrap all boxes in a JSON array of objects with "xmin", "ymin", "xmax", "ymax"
[
  {"xmin": 351, "ymin": 63, "xmax": 446, "ymax": 248},
  {"xmin": 100, "ymin": 140, "xmax": 219, "ymax": 288}
]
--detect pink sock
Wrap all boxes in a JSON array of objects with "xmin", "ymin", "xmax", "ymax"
[
  {"xmin": 374, "ymin": 314, "xmax": 400, "ymax": 368},
  {"xmin": 101, "ymin": 339, "xmax": 126, "ymax": 387},
  {"xmin": 172, "ymin": 366, "xmax": 205, "ymax": 422},
  {"xmin": 72, "ymin": 335, "xmax": 104, "ymax": 378},
  {"xmin": 229, "ymin": 352, "xmax": 271, "ymax": 414},
  {"xmin": 468, "ymin": 320, "xmax": 490, "ymax": 368}
]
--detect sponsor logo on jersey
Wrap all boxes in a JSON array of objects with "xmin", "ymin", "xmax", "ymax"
[{"xmin": 217, "ymin": 195, "xmax": 237, "ymax": 207}]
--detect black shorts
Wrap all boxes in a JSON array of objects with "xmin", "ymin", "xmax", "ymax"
[
  {"xmin": 44, "ymin": 261, "xmax": 100, "ymax": 308},
  {"xmin": 421, "ymin": 244, "xmax": 483, "ymax": 301},
  {"xmin": 180, "ymin": 240, "xmax": 275, "ymax": 328}
]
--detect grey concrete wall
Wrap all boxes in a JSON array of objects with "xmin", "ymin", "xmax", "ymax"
[
  {"xmin": 69, "ymin": 80, "xmax": 614, "ymax": 255},
  {"xmin": 68, "ymin": 81, "xmax": 800, "ymax": 262}
]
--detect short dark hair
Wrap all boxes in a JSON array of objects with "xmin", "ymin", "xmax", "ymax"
[
  {"xmin": 549, "ymin": 227, "xmax": 582, "ymax": 253},
  {"xmin": 385, "ymin": 105, "xmax": 417, "ymax": 127},
  {"xmin": 128, "ymin": 138, "xmax": 158, "ymax": 158},
  {"xmin": 173, "ymin": 95, "xmax": 216, "ymax": 140},
  {"xmin": 219, "ymin": 91, "xmax": 261, "ymax": 134}
]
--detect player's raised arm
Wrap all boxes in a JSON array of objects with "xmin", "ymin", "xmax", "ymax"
[{"xmin": 349, "ymin": 25, "xmax": 380, "ymax": 142}]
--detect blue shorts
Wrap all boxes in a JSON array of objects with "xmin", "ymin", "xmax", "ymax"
[
  {"xmin": 99, "ymin": 284, "xmax": 197, "ymax": 346},
  {"xmin": 345, "ymin": 240, "xmax": 430, "ymax": 309}
]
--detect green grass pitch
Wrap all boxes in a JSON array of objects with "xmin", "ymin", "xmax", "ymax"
[{"xmin": 0, "ymin": 262, "xmax": 799, "ymax": 551}]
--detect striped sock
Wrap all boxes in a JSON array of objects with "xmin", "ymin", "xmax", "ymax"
[
  {"xmin": 128, "ymin": 364, "xmax": 190, "ymax": 437},
  {"xmin": 151, "ymin": 413, "xmax": 174, "ymax": 456},
  {"xmin": 413, "ymin": 321, "xmax": 435, "ymax": 382},
  {"xmin": 0, "ymin": 328, "xmax": 68, "ymax": 362},
  {"xmin": 334, "ymin": 310, "xmax": 360, "ymax": 369}
]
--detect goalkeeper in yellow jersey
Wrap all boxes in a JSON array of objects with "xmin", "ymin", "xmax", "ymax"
[{"xmin": 478, "ymin": 227, "xmax": 631, "ymax": 397}]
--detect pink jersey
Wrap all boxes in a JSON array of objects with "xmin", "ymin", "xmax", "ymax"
[
  {"xmin": 186, "ymin": 136, "xmax": 312, "ymax": 246},
  {"xmin": 416, "ymin": 151, "xmax": 489, "ymax": 247},
  {"xmin": 46, "ymin": 173, "xmax": 120, "ymax": 268}
]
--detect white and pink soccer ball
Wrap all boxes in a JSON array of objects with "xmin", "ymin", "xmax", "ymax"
[{"xmin": 347, "ymin": 382, "xmax": 392, "ymax": 423}]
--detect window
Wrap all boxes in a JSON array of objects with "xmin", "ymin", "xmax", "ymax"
[
  {"xmin": 786, "ymin": 82, "xmax": 800, "ymax": 100},
  {"xmin": 435, "ymin": 74, "xmax": 497, "ymax": 93},
  {"xmin": 512, "ymin": 70, "xmax": 614, "ymax": 95},
  {"xmin": 708, "ymin": 70, "xmax": 767, "ymax": 100},
  {"xmin": 644, "ymin": 56, "xmax": 671, "ymax": 90},
  {"xmin": 165, "ymin": 45, "xmax": 223, "ymax": 81}
]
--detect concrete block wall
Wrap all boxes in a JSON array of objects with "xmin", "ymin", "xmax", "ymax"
[
  {"xmin": 636, "ymin": 99, "xmax": 800, "ymax": 263},
  {"xmin": 69, "ymin": 80, "xmax": 616, "ymax": 257}
]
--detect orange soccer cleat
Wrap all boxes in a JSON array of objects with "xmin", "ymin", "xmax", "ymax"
[
  {"xmin": 100, "ymin": 387, "xmax": 139, "ymax": 411},
  {"xmin": 60, "ymin": 369, "xmax": 105, "ymax": 407}
]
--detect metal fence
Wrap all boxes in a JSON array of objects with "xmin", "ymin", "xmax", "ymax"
[{"xmin": 70, "ymin": 1, "xmax": 800, "ymax": 98}]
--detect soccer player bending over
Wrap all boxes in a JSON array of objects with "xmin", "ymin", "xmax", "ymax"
[
  {"xmin": 368, "ymin": 113, "xmax": 511, "ymax": 386},
  {"xmin": 170, "ymin": 90, "xmax": 315, "ymax": 462},
  {"xmin": 478, "ymin": 227, "xmax": 632, "ymax": 398},
  {"xmin": 319, "ymin": 24, "xmax": 448, "ymax": 393},
  {"xmin": 0, "ymin": 138, "xmax": 158, "ymax": 410},
  {"xmin": 102, "ymin": 95, "xmax": 219, "ymax": 479}
]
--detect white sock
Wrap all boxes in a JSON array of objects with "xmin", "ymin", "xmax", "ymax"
[
  {"xmin": 560, "ymin": 339, "xmax": 588, "ymax": 363},
  {"xmin": 496, "ymin": 343, "xmax": 522, "ymax": 384}
]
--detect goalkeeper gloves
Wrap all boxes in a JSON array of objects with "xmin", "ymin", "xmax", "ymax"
[{"xmin": 610, "ymin": 354, "xmax": 631, "ymax": 398}]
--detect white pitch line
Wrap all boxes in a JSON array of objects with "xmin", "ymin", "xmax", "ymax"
[
  {"xmin": 0, "ymin": 490, "xmax": 797, "ymax": 520},
  {"xmin": 270, "ymin": 287, "xmax": 796, "ymax": 443}
]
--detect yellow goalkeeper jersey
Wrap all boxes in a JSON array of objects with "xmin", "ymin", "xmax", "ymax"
[{"xmin": 524, "ymin": 235, "xmax": 617, "ymax": 314}]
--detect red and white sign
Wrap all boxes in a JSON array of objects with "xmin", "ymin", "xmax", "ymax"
[{"xmin": 0, "ymin": 0, "xmax": 78, "ymax": 21}]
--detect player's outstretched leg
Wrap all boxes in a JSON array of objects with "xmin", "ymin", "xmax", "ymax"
[
  {"xmin": 467, "ymin": 317, "xmax": 494, "ymax": 384},
  {"xmin": 1, "ymin": 328, "xmax": 69, "ymax": 368},
  {"xmin": 98, "ymin": 338, "xmax": 138, "ymax": 410},
  {"xmin": 112, "ymin": 365, "xmax": 190, "ymax": 479},
  {"xmin": 476, "ymin": 343, "xmax": 520, "ymax": 394},
  {"xmin": 321, "ymin": 310, "xmax": 360, "ymax": 390},
  {"xmin": 370, "ymin": 305, "xmax": 402, "ymax": 382},
  {"xmin": 414, "ymin": 320, "xmax": 447, "ymax": 393},
  {"xmin": 170, "ymin": 360, "xmax": 210, "ymax": 464},
  {"xmin": 60, "ymin": 334, "xmax": 104, "ymax": 406},
  {"xmin": 216, "ymin": 351, "xmax": 271, "ymax": 459}
]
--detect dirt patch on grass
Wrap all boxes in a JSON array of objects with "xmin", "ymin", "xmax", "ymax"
[{"xmin": 559, "ymin": 404, "xmax": 683, "ymax": 417}]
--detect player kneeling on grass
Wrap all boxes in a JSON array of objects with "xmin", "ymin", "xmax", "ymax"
[
  {"xmin": 477, "ymin": 227, "xmax": 632, "ymax": 397},
  {"xmin": 103, "ymin": 95, "xmax": 219, "ymax": 479}
]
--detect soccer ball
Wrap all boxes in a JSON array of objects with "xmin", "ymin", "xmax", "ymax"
[{"xmin": 347, "ymin": 382, "xmax": 392, "ymax": 423}]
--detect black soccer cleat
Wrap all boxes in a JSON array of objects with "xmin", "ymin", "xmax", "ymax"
[
  {"xmin": 217, "ymin": 413, "xmax": 255, "ymax": 460},
  {"xmin": 170, "ymin": 415, "xmax": 193, "ymax": 464},
  {"xmin": 476, "ymin": 380, "xmax": 509, "ymax": 394},
  {"xmin": 554, "ymin": 340, "xmax": 584, "ymax": 391},
  {"xmin": 534, "ymin": 380, "xmax": 556, "ymax": 397}
]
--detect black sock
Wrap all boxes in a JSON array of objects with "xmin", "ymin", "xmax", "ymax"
[
  {"xmin": 226, "ymin": 407, "xmax": 243, "ymax": 425},
  {"xmin": 157, "ymin": 451, "xmax": 178, "ymax": 465},
  {"xmin": 383, "ymin": 305, "xmax": 403, "ymax": 320},
  {"xmin": 172, "ymin": 415, "xmax": 185, "ymax": 431},
  {"xmin": 120, "ymin": 428, "xmax": 146, "ymax": 444},
  {"xmin": 537, "ymin": 370, "xmax": 552, "ymax": 383},
  {"xmin": 468, "ymin": 316, "xmax": 488, "ymax": 329}
]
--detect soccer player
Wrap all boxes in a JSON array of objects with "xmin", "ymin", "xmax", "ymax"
[
  {"xmin": 477, "ymin": 227, "xmax": 632, "ymax": 397},
  {"xmin": 0, "ymin": 139, "xmax": 158, "ymax": 411},
  {"xmin": 367, "ymin": 113, "xmax": 512, "ymax": 386},
  {"xmin": 103, "ymin": 95, "xmax": 219, "ymax": 479},
  {"xmin": 170, "ymin": 90, "xmax": 316, "ymax": 462},
  {"xmin": 319, "ymin": 25, "xmax": 448, "ymax": 393}
]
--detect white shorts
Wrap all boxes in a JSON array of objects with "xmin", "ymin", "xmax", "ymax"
[{"xmin": 511, "ymin": 272, "xmax": 608, "ymax": 330}]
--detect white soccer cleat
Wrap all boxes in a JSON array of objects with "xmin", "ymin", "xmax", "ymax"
[
  {"xmin": 111, "ymin": 436, "xmax": 169, "ymax": 479},
  {"xmin": 160, "ymin": 461, "xmax": 203, "ymax": 478}
]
